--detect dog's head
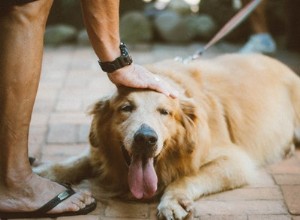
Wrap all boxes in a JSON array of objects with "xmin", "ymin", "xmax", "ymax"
[{"xmin": 89, "ymin": 88, "xmax": 210, "ymax": 199}]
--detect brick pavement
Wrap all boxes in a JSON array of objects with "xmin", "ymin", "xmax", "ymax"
[{"xmin": 27, "ymin": 43, "xmax": 300, "ymax": 220}]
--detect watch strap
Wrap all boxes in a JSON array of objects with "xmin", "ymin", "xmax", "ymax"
[{"xmin": 98, "ymin": 42, "xmax": 133, "ymax": 73}]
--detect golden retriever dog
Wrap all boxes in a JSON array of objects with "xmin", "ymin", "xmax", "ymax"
[{"xmin": 36, "ymin": 54, "xmax": 300, "ymax": 220}]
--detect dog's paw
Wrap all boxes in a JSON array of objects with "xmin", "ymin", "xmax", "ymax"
[{"xmin": 157, "ymin": 195, "xmax": 194, "ymax": 220}]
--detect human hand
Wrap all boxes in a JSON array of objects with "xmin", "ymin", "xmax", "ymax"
[{"xmin": 107, "ymin": 63, "xmax": 178, "ymax": 98}]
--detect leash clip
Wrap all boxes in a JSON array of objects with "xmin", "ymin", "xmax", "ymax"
[{"xmin": 174, "ymin": 47, "xmax": 205, "ymax": 64}]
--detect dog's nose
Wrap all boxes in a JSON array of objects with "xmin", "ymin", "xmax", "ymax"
[{"xmin": 133, "ymin": 124, "xmax": 158, "ymax": 148}]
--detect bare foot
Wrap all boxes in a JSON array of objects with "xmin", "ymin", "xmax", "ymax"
[{"xmin": 0, "ymin": 173, "xmax": 95, "ymax": 214}]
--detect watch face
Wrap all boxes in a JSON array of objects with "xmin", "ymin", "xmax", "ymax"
[{"xmin": 120, "ymin": 43, "xmax": 129, "ymax": 56}]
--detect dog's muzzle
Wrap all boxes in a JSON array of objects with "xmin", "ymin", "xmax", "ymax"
[
  {"xmin": 132, "ymin": 123, "xmax": 158, "ymax": 158},
  {"xmin": 122, "ymin": 123, "xmax": 159, "ymax": 199}
]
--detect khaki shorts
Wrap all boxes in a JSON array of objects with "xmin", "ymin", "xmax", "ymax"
[{"xmin": 0, "ymin": 0, "xmax": 37, "ymax": 7}]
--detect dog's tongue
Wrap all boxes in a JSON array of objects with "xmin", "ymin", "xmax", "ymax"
[{"xmin": 128, "ymin": 155, "xmax": 157, "ymax": 199}]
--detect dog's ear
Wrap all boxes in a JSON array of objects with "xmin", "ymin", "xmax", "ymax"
[
  {"xmin": 88, "ymin": 97, "xmax": 111, "ymax": 116},
  {"xmin": 89, "ymin": 97, "xmax": 111, "ymax": 148},
  {"xmin": 179, "ymin": 98, "xmax": 210, "ymax": 154},
  {"xmin": 180, "ymin": 98, "xmax": 198, "ymax": 123}
]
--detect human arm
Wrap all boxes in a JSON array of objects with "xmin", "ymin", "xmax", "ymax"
[{"xmin": 80, "ymin": 0, "xmax": 178, "ymax": 98}]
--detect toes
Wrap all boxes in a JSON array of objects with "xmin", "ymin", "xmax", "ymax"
[
  {"xmin": 81, "ymin": 190, "xmax": 95, "ymax": 205},
  {"xmin": 72, "ymin": 191, "xmax": 94, "ymax": 206},
  {"xmin": 157, "ymin": 207, "xmax": 174, "ymax": 220},
  {"xmin": 179, "ymin": 198, "xmax": 194, "ymax": 212},
  {"xmin": 50, "ymin": 190, "xmax": 94, "ymax": 214},
  {"xmin": 72, "ymin": 198, "xmax": 86, "ymax": 209},
  {"xmin": 66, "ymin": 203, "xmax": 81, "ymax": 212},
  {"xmin": 158, "ymin": 197, "xmax": 193, "ymax": 220},
  {"xmin": 54, "ymin": 199, "xmax": 81, "ymax": 213},
  {"xmin": 171, "ymin": 204, "xmax": 188, "ymax": 220}
]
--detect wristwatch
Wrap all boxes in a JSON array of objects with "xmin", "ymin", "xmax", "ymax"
[{"xmin": 98, "ymin": 42, "xmax": 133, "ymax": 73}]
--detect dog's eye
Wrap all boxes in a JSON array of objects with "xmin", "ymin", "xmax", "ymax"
[
  {"xmin": 158, "ymin": 108, "xmax": 170, "ymax": 115},
  {"xmin": 120, "ymin": 104, "xmax": 133, "ymax": 112}
]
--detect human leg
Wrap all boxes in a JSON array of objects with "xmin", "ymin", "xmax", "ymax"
[
  {"xmin": 0, "ymin": 0, "xmax": 95, "ymax": 215},
  {"xmin": 285, "ymin": 0, "xmax": 300, "ymax": 53},
  {"xmin": 240, "ymin": 0, "xmax": 276, "ymax": 54},
  {"xmin": 247, "ymin": 0, "xmax": 268, "ymax": 33}
]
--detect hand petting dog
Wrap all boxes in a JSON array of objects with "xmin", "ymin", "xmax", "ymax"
[{"xmin": 107, "ymin": 63, "xmax": 179, "ymax": 99}]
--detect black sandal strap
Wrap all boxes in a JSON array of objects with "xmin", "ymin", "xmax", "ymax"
[
  {"xmin": 35, "ymin": 187, "xmax": 75, "ymax": 214},
  {"xmin": 29, "ymin": 157, "xmax": 36, "ymax": 165}
]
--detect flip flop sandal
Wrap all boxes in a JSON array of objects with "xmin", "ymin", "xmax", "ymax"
[{"xmin": 0, "ymin": 184, "xmax": 97, "ymax": 219}]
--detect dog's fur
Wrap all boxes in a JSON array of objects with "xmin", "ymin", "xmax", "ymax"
[{"xmin": 36, "ymin": 54, "xmax": 300, "ymax": 219}]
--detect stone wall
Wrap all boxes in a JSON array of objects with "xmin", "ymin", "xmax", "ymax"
[{"xmin": 45, "ymin": 0, "xmax": 291, "ymax": 46}]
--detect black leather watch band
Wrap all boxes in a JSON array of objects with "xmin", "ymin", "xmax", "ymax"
[{"xmin": 98, "ymin": 42, "xmax": 133, "ymax": 73}]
